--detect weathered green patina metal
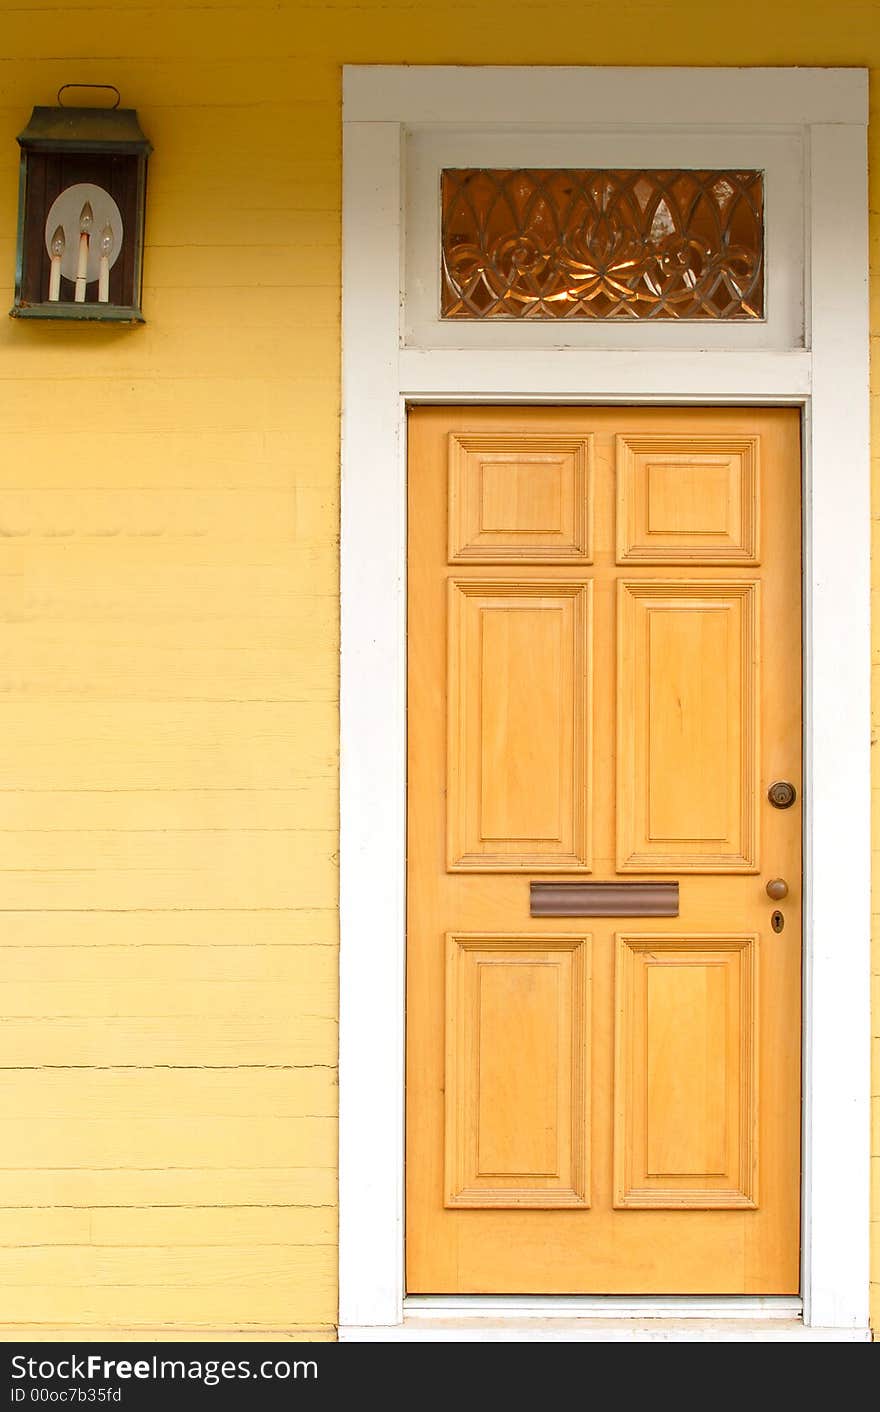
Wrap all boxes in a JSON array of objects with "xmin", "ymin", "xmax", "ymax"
[
  {"xmin": 17, "ymin": 105, "xmax": 152, "ymax": 155},
  {"xmin": 11, "ymin": 94, "xmax": 152, "ymax": 323}
]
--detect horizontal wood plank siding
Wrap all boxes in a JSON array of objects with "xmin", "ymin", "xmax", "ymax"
[
  {"xmin": 0, "ymin": 0, "xmax": 876, "ymax": 1338},
  {"xmin": 0, "ymin": 0, "xmax": 341, "ymax": 1339}
]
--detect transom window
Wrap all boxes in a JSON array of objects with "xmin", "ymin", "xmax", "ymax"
[{"xmin": 440, "ymin": 168, "xmax": 764, "ymax": 321}]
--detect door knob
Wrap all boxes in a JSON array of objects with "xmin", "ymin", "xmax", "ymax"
[{"xmin": 766, "ymin": 878, "xmax": 789, "ymax": 901}]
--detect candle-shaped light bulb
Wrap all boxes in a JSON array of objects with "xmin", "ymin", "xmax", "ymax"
[
  {"xmin": 48, "ymin": 224, "xmax": 65, "ymax": 302},
  {"xmin": 74, "ymin": 202, "xmax": 93, "ymax": 303},
  {"xmin": 98, "ymin": 224, "xmax": 113, "ymax": 304}
]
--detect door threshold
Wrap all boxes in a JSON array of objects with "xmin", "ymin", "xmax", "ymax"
[
  {"xmin": 405, "ymin": 1294, "xmax": 801, "ymax": 1319},
  {"xmin": 340, "ymin": 1296, "xmax": 871, "ymax": 1341}
]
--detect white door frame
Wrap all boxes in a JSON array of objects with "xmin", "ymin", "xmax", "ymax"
[{"xmin": 338, "ymin": 66, "xmax": 871, "ymax": 1341}]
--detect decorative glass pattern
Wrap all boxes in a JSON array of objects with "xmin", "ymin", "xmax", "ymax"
[{"xmin": 441, "ymin": 169, "xmax": 764, "ymax": 321}]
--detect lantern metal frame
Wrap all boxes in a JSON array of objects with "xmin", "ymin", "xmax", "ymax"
[{"xmin": 10, "ymin": 97, "xmax": 152, "ymax": 323}]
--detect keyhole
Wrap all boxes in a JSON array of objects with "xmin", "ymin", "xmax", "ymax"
[{"xmin": 771, "ymin": 910, "xmax": 785, "ymax": 933}]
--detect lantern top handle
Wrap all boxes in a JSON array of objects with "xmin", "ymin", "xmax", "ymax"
[{"xmin": 57, "ymin": 84, "xmax": 121, "ymax": 110}]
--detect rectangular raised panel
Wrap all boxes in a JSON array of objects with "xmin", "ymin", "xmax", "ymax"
[
  {"xmin": 448, "ymin": 432, "xmax": 592, "ymax": 563},
  {"xmin": 614, "ymin": 934, "xmax": 757, "ymax": 1208},
  {"xmin": 617, "ymin": 580, "xmax": 758, "ymax": 872},
  {"xmin": 446, "ymin": 933, "xmax": 590, "ymax": 1208},
  {"xmin": 448, "ymin": 580, "xmax": 591, "ymax": 871},
  {"xmin": 530, "ymin": 881, "xmax": 679, "ymax": 917},
  {"xmin": 616, "ymin": 434, "xmax": 759, "ymax": 563}
]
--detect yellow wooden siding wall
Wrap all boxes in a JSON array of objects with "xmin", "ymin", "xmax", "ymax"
[{"xmin": 0, "ymin": 0, "xmax": 876, "ymax": 1337}]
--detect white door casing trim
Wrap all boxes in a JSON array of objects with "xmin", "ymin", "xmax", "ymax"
[
  {"xmin": 339, "ymin": 66, "xmax": 871, "ymax": 1340},
  {"xmin": 404, "ymin": 127, "xmax": 805, "ymax": 350}
]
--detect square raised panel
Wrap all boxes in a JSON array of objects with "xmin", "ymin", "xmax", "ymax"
[
  {"xmin": 448, "ymin": 432, "xmax": 592, "ymax": 563},
  {"xmin": 614, "ymin": 934, "xmax": 757, "ymax": 1209},
  {"xmin": 616, "ymin": 433, "xmax": 759, "ymax": 564},
  {"xmin": 446, "ymin": 933, "xmax": 590, "ymax": 1208},
  {"xmin": 448, "ymin": 579, "xmax": 591, "ymax": 871}
]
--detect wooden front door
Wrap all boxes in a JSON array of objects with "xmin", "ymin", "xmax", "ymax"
[{"xmin": 406, "ymin": 405, "xmax": 802, "ymax": 1294}]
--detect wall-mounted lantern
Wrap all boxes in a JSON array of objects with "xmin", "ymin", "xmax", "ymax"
[{"xmin": 10, "ymin": 86, "xmax": 151, "ymax": 324}]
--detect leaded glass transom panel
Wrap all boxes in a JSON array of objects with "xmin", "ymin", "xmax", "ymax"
[{"xmin": 440, "ymin": 169, "xmax": 764, "ymax": 320}]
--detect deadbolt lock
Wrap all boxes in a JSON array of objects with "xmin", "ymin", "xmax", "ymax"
[{"xmin": 768, "ymin": 780, "xmax": 797, "ymax": 809}]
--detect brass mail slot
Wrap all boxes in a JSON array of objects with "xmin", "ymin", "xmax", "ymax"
[{"xmin": 530, "ymin": 881, "xmax": 679, "ymax": 917}]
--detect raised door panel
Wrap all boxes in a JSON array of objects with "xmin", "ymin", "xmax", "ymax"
[
  {"xmin": 445, "ymin": 934, "xmax": 590, "ymax": 1208},
  {"xmin": 448, "ymin": 432, "xmax": 593, "ymax": 563},
  {"xmin": 616, "ymin": 433, "xmax": 759, "ymax": 564},
  {"xmin": 614, "ymin": 934, "xmax": 757, "ymax": 1209},
  {"xmin": 617, "ymin": 580, "xmax": 759, "ymax": 872},
  {"xmin": 448, "ymin": 580, "xmax": 591, "ymax": 871}
]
